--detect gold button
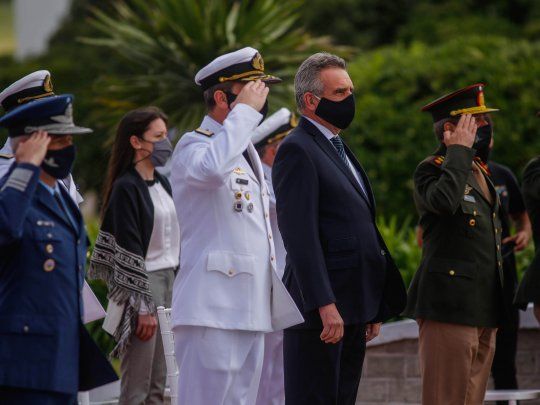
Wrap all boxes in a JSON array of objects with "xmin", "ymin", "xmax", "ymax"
[
  {"xmin": 469, "ymin": 219, "xmax": 476, "ymax": 227},
  {"xmin": 495, "ymin": 228, "xmax": 498, "ymax": 234},
  {"xmin": 497, "ymin": 245, "xmax": 500, "ymax": 251},
  {"xmin": 473, "ymin": 210, "xmax": 478, "ymax": 216},
  {"xmin": 23, "ymin": 325, "xmax": 29, "ymax": 333},
  {"xmin": 43, "ymin": 258, "xmax": 55, "ymax": 272},
  {"xmin": 498, "ymin": 261, "xmax": 502, "ymax": 267},
  {"xmin": 449, "ymin": 270, "xmax": 455, "ymax": 276},
  {"xmin": 493, "ymin": 213, "xmax": 496, "ymax": 219},
  {"xmin": 45, "ymin": 244, "xmax": 54, "ymax": 254},
  {"xmin": 235, "ymin": 192, "xmax": 242, "ymax": 200}
]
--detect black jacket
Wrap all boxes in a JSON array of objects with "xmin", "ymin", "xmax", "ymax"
[{"xmin": 272, "ymin": 117, "xmax": 406, "ymax": 329}]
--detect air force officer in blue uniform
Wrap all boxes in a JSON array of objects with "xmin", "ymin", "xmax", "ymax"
[{"xmin": 0, "ymin": 95, "xmax": 117, "ymax": 404}]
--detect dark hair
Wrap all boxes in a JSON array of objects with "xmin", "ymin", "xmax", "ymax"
[
  {"xmin": 101, "ymin": 106, "xmax": 168, "ymax": 218},
  {"xmin": 203, "ymin": 82, "xmax": 234, "ymax": 110},
  {"xmin": 433, "ymin": 117, "xmax": 459, "ymax": 141}
]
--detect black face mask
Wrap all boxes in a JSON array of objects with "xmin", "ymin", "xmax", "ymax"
[
  {"xmin": 42, "ymin": 145, "xmax": 76, "ymax": 179},
  {"xmin": 314, "ymin": 93, "xmax": 356, "ymax": 130},
  {"xmin": 473, "ymin": 124, "xmax": 492, "ymax": 163},
  {"xmin": 226, "ymin": 91, "xmax": 268, "ymax": 121}
]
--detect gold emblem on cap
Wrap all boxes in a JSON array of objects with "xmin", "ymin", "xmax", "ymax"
[
  {"xmin": 44, "ymin": 74, "xmax": 53, "ymax": 92},
  {"xmin": 45, "ymin": 244, "xmax": 54, "ymax": 254},
  {"xmin": 43, "ymin": 258, "xmax": 55, "ymax": 272},
  {"xmin": 252, "ymin": 53, "xmax": 264, "ymax": 71},
  {"xmin": 290, "ymin": 113, "xmax": 298, "ymax": 128}
]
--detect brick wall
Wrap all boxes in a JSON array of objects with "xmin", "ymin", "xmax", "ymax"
[{"xmin": 356, "ymin": 319, "xmax": 540, "ymax": 404}]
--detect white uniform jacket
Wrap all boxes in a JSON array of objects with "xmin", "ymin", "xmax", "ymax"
[
  {"xmin": 262, "ymin": 163, "xmax": 286, "ymax": 278},
  {"xmin": 170, "ymin": 104, "xmax": 303, "ymax": 332}
]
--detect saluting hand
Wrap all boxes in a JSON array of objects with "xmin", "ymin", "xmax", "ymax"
[
  {"xmin": 443, "ymin": 113, "xmax": 477, "ymax": 148},
  {"xmin": 319, "ymin": 303, "xmax": 344, "ymax": 344},
  {"xmin": 233, "ymin": 80, "xmax": 269, "ymax": 112},
  {"xmin": 15, "ymin": 130, "xmax": 51, "ymax": 166}
]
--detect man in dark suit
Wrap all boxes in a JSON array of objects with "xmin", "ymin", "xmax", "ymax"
[
  {"xmin": 272, "ymin": 52, "xmax": 407, "ymax": 405},
  {"xmin": 0, "ymin": 95, "xmax": 116, "ymax": 404}
]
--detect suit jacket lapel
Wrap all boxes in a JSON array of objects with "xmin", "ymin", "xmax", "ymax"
[
  {"xmin": 301, "ymin": 118, "xmax": 373, "ymax": 210},
  {"xmin": 342, "ymin": 142, "xmax": 376, "ymax": 211}
]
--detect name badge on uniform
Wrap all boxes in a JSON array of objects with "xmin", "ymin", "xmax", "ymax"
[
  {"xmin": 464, "ymin": 195, "xmax": 476, "ymax": 203},
  {"xmin": 236, "ymin": 178, "xmax": 249, "ymax": 185}
]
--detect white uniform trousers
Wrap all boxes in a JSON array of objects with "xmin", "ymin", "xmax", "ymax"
[
  {"xmin": 255, "ymin": 331, "xmax": 285, "ymax": 405},
  {"xmin": 173, "ymin": 326, "xmax": 265, "ymax": 405}
]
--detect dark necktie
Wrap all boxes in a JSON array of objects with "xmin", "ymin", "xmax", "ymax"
[
  {"xmin": 330, "ymin": 136, "xmax": 349, "ymax": 165},
  {"xmin": 54, "ymin": 191, "xmax": 76, "ymax": 230}
]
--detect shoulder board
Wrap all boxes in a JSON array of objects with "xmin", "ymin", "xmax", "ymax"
[
  {"xmin": 428, "ymin": 155, "xmax": 445, "ymax": 167},
  {"xmin": 195, "ymin": 128, "xmax": 214, "ymax": 137},
  {"xmin": 0, "ymin": 153, "xmax": 14, "ymax": 160}
]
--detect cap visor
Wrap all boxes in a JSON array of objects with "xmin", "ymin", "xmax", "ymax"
[
  {"xmin": 240, "ymin": 74, "xmax": 282, "ymax": 84},
  {"xmin": 25, "ymin": 124, "xmax": 93, "ymax": 135}
]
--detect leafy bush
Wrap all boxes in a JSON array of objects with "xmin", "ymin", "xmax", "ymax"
[{"xmin": 346, "ymin": 35, "xmax": 540, "ymax": 219}]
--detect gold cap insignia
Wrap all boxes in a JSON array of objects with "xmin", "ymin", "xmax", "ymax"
[
  {"xmin": 251, "ymin": 53, "xmax": 264, "ymax": 71},
  {"xmin": 290, "ymin": 113, "xmax": 298, "ymax": 128},
  {"xmin": 44, "ymin": 74, "xmax": 53, "ymax": 93}
]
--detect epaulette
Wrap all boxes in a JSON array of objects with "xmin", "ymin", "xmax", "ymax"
[
  {"xmin": 0, "ymin": 153, "xmax": 13, "ymax": 160},
  {"xmin": 195, "ymin": 128, "xmax": 214, "ymax": 137},
  {"xmin": 429, "ymin": 155, "xmax": 445, "ymax": 167}
]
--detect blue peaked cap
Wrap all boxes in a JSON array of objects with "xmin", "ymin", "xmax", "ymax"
[{"xmin": 0, "ymin": 94, "xmax": 92, "ymax": 137}]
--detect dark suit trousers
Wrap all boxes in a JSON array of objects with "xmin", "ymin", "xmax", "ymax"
[
  {"xmin": 284, "ymin": 323, "xmax": 366, "ymax": 405},
  {"xmin": 0, "ymin": 387, "xmax": 76, "ymax": 405}
]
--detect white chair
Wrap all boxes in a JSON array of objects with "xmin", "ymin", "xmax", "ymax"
[
  {"xmin": 484, "ymin": 389, "xmax": 540, "ymax": 404},
  {"xmin": 157, "ymin": 306, "xmax": 179, "ymax": 404},
  {"xmin": 78, "ymin": 391, "xmax": 90, "ymax": 405}
]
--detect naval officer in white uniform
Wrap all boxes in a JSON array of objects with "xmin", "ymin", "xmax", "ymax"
[
  {"xmin": 252, "ymin": 108, "xmax": 297, "ymax": 405},
  {"xmin": 170, "ymin": 48, "xmax": 303, "ymax": 405},
  {"xmin": 0, "ymin": 70, "xmax": 83, "ymax": 204}
]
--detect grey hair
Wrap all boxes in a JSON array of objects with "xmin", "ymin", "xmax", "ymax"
[{"xmin": 294, "ymin": 53, "xmax": 347, "ymax": 111}]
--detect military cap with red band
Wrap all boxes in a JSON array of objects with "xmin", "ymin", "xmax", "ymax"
[{"xmin": 421, "ymin": 83, "xmax": 499, "ymax": 122}]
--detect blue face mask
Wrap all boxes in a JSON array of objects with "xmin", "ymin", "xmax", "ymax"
[{"xmin": 41, "ymin": 145, "xmax": 76, "ymax": 179}]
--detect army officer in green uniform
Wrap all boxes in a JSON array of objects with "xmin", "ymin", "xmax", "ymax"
[{"xmin": 405, "ymin": 84, "xmax": 505, "ymax": 405}]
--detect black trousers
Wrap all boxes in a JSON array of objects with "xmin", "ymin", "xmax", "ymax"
[
  {"xmin": 0, "ymin": 387, "xmax": 76, "ymax": 405},
  {"xmin": 284, "ymin": 323, "xmax": 366, "ymax": 405},
  {"xmin": 491, "ymin": 308, "xmax": 520, "ymax": 405}
]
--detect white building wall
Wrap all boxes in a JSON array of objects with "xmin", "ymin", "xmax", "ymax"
[{"xmin": 15, "ymin": 0, "xmax": 71, "ymax": 60}]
